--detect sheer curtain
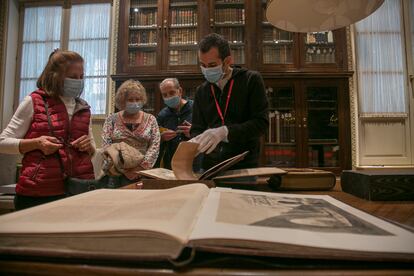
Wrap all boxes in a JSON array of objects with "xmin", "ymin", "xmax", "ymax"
[
  {"xmin": 19, "ymin": 6, "xmax": 62, "ymax": 102},
  {"xmin": 355, "ymin": 0, "xmax": 406, "ymax": 115},
  {"xmin": 69, "ymin": 3, "xmax": 111, "ymax": 115}
]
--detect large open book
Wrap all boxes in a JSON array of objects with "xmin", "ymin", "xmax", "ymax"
[
  {"xmin": 0, "ymin": 184, "xmax": 413, "ymax": 262},
  {"xmin": 139, "ymin": 142, "xmax": 285, "ymax": 180}
]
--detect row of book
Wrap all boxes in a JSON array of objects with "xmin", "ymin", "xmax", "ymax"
[
  {"xmin": 214, "ymin": 8, "xmax": 245, "ymax": 24},
  {"xmin": 305, "ymin": 47, "xmax": 335, "ymax": 63},
  {"xmin": 169, "ymin": 50, "xmax": 198, "ymax": 65},
  {"xmin": 170, "ymin": 9, "xmax": 198, "ymax": 26},
  {"xmin": 231, "ymin": 47, "xmax": 245, "ymax": 64},
  {"xmin": 128, "ymin": 51, "xmax": 156, "ymax": 66},
  {"xmin": 170, "ymin": 0, "xmax": 197, "ymax": 5},
  {"xmin": 263, "ymin": 28, "xmax": 293, "ymax": 43},
  {"xmin": 129, "ymin": 30, "xmax": 157, "ymax": 45},
  {"xmin": 217, "ymin": 0, "xmax": 244, "ymax": 3},
  {"xmin": 169, "ymin": 29, "xmax": 198, "ymax": 45},
  {"xmin": 264, "ymin": 147, "xmax": 296, "ymax": 167},
  {"xmin": 130, "ymin": 0, "xmax": 157, "ymax": 7},
  {"xmin": 308, "ymin": 147, "xmax": 339, "ymax": 167},
  {"xmin": 129, "ymin": 10, "xmax": 157, "ymax": 27},
  {"xmin": 263, "ymin": 45, "xmax": 293, "ymax": 64},
  {"xmin": 306, "ymin": 31, "xmax": 334, "ymax": 44},
  {"xmin": 216, "ymin": 27, "xmax": 244, "ymax": 43},
  {"xmin": 267, "ymin": 111, "xmax": 296, "ymax": 143}
]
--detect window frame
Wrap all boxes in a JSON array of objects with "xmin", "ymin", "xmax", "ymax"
[
  {"xmin": 15, "ymin": 0, "xmax": 113, "ymax": 117},
  {"xmin": 353, "ymin": 0, "xmax": 413, "ymax": 119}
]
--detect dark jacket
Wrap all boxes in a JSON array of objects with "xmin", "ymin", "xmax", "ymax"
[
  {"xmin": 191, "ymin": 67, "xmax": 269, "ymax": 170},
  {"xmin": 156, "ymin": 100, "xmax": 193, "ymax": 169}
]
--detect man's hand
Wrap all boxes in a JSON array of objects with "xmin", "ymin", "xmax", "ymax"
[
  {"xmin": 161, "ymin": 130, "xmax": 177, "ymax": 141},
  {"xmin": 71, "ymin": 135, "xmax": 94, "ymax": 155},
  {"xmin": 177, "ymin": 120, "xmax": 192, "ymax": 138},
  {"xmin": 37, "ymin": 136, "xmax": 63, "ymax": 155},
  {"xmin": 191, "ymin": 126, "xmax": 228, "ymax": 154}
]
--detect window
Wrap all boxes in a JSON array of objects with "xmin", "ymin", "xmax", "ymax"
[
  {"xmin": 18, "ymin": 2, "xmax": 111, "ymax": 115},
  {"xmin": 19, "ymin": 6, "xmax": 62, "ymax": 102},
  {"xmin": 354, "ymin": 0, "xmax": 406, "ymax": 116}
]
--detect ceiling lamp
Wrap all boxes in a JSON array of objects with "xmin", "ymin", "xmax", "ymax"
[{"xmin": 266, "ymin": 0, "xmax": 385, "ymax": 33}]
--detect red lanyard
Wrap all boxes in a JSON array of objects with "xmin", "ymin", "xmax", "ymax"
[{"xmin": 210, "ymin": 79, "xmax": 234, "ymax": 125}]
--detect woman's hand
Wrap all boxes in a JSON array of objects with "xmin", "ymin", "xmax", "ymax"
[
  {"xmin": 71, "ymin": 135, "xmax": 94, "ymax": 155},
  {"xmin": 37, "ymin": 136, "xmax": 63, "ymax": 155}
]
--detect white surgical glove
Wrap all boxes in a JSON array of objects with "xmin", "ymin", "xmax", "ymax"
[{"xmin": 192, "ymin": 126, "xmax": 228, "ymax": 154}]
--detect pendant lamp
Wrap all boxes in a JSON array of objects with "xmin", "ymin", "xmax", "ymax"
[{"xmin": 266, "ymin": 0, "xmax": 385, "ymax": 33}]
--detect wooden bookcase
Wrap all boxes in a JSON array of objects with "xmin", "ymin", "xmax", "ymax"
[{"xmin": 112, "ymin": 0, "xmax": 352, "ymax": 172}]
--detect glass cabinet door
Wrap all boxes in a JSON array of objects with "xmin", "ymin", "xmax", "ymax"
[
  {"xmin": 260, "ymin": 0, "xmax": 294, "ymax": 65},
  {"xmin": 167, "ymin": 0, "xmax": 199, "ymax": 66},
  {"xmin": 128, "ymin": 0, "xmax": 159, "ymax": 66},
  {"xmin": 306, "ymin": 87, "xmax": 339, "ymax": 167},
  {"xmin": 304, "ymin": 31, "xmax": 335, "ymax": 64},
  {"xmin": 264, "ymin": 86, "xmax": 297, "ymax": 167},
  {"xmin": 213, "ymin": 0, "xmax": 246, "ymax": 65}
]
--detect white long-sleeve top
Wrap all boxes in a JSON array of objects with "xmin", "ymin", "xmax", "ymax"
[{"xmin": 0, "ymin": 95, "xmax": 96, "ymax": 154}]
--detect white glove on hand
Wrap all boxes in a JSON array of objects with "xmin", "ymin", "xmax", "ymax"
[{"xmin": 192, "ymin": 126, "xmax": 228, "ymax": 154}]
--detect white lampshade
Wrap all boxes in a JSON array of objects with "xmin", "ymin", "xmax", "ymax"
[{"xmin": 266, "ymin": 0, "xmax": 385, "ymax": 33}]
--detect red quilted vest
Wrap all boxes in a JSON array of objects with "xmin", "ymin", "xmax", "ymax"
[{"xmin": 16, "ymin": 89, "xmax": 94, "ymax": 196}]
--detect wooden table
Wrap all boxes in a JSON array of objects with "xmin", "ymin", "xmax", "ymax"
[{"xmin": 1, "ymin": 182, "xmax": 413, "ymax": 275}]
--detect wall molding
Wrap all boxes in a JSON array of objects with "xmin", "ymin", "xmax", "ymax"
[{"xmin": 0, "ymin": 0, "xmax": 8, "ymax": 129}]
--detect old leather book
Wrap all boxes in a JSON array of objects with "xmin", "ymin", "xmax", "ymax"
[{"xmin": 0, "ymin": 184, "xmax": 413, "ymax": 263}]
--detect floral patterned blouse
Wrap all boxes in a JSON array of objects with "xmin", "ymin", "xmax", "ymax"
[{"xmin": 102, "ymin": 111, "xmax": 160, "ymax": 169}]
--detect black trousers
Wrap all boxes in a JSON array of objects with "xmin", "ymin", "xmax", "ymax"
[{"xmin": 14, "ymin": 194, "xmax": 66, "ymax": 211}]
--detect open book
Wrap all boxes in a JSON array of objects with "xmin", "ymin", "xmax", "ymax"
[
  {"xmin": 0, "ymin": 184, "xmax": 413, "ymax": 263},
  {"xmin": 140, "ymin": 142, "xmax": 286, "ymax": 180}
]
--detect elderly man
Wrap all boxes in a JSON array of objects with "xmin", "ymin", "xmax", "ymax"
[{"xmin": 156, "ymin": 78, "xmax": 195, "ymax": 170}]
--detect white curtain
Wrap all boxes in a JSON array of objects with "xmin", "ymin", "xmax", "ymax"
[
  {"xmin": 69, "ymin": 3, "xmax": 111, "ymax": 115},
  {"xmin": 19, "ymin": 6, "xmax": 62, "ymax": 102},
  {"xmin": 355, "ymin": 0, "xmax": 406, "ymax": 115}
]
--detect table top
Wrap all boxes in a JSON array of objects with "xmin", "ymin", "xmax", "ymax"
[{"xmin": 1, "ymin": 181, "xmax": 413, "ymax": 275}]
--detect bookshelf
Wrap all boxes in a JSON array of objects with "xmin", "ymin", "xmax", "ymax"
[
  {"xmin": 114, "ymin": 0, "xmax": 351, "ymax": 172},
  {"xmin": 261, "ymin": 78, "xmax": 350, "ymax": 173},
  {"xmin": 128, "ymin": 0, "xmax": 159, "ymax": 66},
  {"xmin": 256, "ymin": 0, "xmax": 346, "ymax": 72},
  {"xmin": 212, "ymin": 0, "xmax": 246, "ymax": 65},
  {"xmin": 167, "ymin": 0, "xmax": 199, "ymax": 67}
]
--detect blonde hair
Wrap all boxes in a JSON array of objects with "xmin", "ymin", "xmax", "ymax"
[{"xmin": 115, "ymin": 79, "xmax": 147, "ymax": 110}]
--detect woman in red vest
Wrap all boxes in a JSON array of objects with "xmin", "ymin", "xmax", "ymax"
[{"xmin": 0, "ymin": 50, "xmax": 95, "ymax": 210}]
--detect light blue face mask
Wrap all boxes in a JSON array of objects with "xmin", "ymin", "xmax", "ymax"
[
  {"xmin": 164, "ymin": 95, "xmax": 181, "ymax": 109},
  {"xmin": 200, "ymin": 64, "xmax": 224, "ymax": 83},
  {"xmin": 125, "ymin": 102, "xmax": 143, "ymax": 114},
  {"xmin": 63, "ymin": 78, "xmax": 84, "ymax": 98}
]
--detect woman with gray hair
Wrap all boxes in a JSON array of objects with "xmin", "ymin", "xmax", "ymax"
[{"xmin": 101, "ymin": 79, "xmax": 160, "ymax": 182}]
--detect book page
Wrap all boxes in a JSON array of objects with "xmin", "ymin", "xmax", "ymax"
[
  {"xmin": 189, "ymin": 188, "xmax": 414, "ymax": 254},
  {"xmin": 213, "ymin": 167, "xmax": 286, "ymax": 180},
  {"xmin": 0, "ymin": 184, "xmax": 209, "ymax": 244},
  {"xmin": 199, "ymin": 151, "xmax": 249, "ymax": 180},
  {"xmin": 171, "ymin": 142, "xmax": 199, "ymax": 180},
  {"xmin": 138, "ymin": 168, "xmax": 177, "ymax": 180}
]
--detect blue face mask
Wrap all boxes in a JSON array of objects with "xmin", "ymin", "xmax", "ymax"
[
  {"xmin": 164, "ymin": 95, "xmax": 181, "ymax": 109},
  {"xmin": 125, "ymin": 102, "xmax": 143, "ymax": 114},
  {"xmin": 63, "ymin": 78, "xmax": 84, "ymax": 98},
  {"xmin": 200, "ymin": 64, "xmax": 224, "ymax": 83}
]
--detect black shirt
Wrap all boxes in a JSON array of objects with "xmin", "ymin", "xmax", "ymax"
[{"xmin": 191, "ymin": 67, "xmax": 269, "ymax": 170}]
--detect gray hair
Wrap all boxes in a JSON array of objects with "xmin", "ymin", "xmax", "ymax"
[{"xmin": 159, "ymin": 78, "xmax": 180, "ymax": 90}]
